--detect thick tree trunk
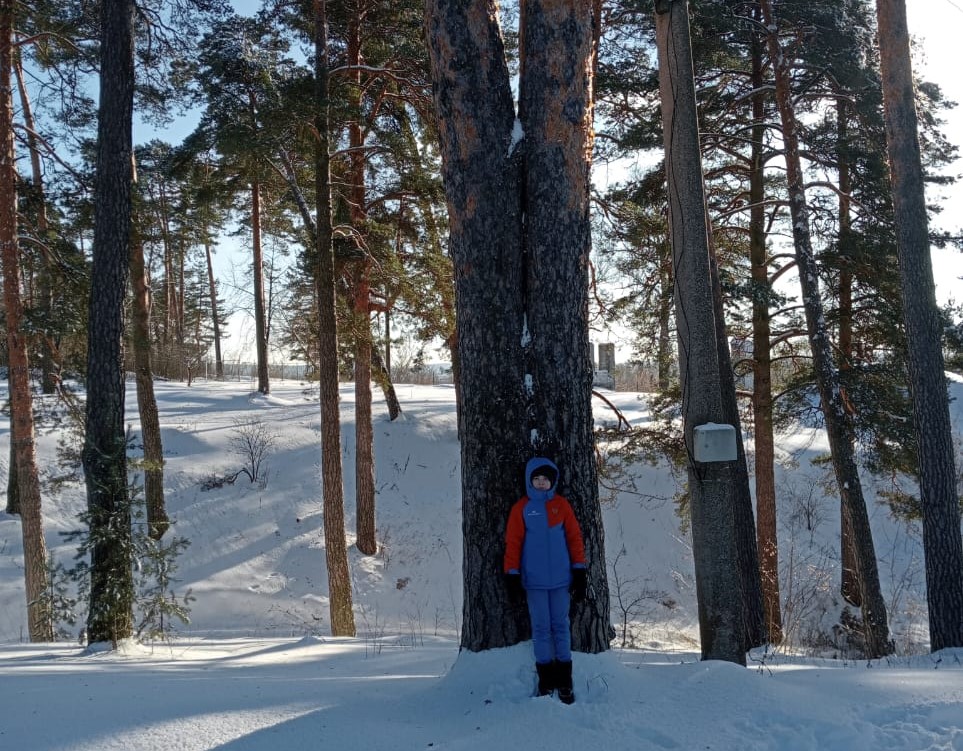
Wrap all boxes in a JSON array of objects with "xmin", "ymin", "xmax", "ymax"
[
  {"xmin": 84, "ymin": 0, "xmax": 136, "ymax": 645},
  {"xmin": 204, "ymin": 239, "xmax": 224, "ymax": 379},
  {"xmin": 706, "ymin": 217, "xmax": 766, "ymax": 649},
  {"xmin": 655, "ymin": 0, "xmax": 746, "ymax": 665},
  {"xmin": 749, "ymin": 26, "xmax": 782, "ymax": 644},
  {"xmin": 427, "ymin": 0, "xmax": 613, "ymax": 653},
  {"xmin": 761, "ymin": 0, "xmax": 891, "ymax": 657},
  {"xmin": 1, "ymin": 1, "xmax": 52, "ymax": 641},
  {"xmin": 876, "ymin": 0, "xmax": 963, "ymax": 651},
  {"xmin": 427, "ymin": 0, "xmax": 529, "ymax": 651},
  {"xmin": 251, "ymin": 178, "xmax": 270, "ymax": 394},
  {"xmin": 130, "ymin": 234, "xmax": 168, "ymax": 540},
  {"xmin": 521, "ymin": 0, "xmax": 611, "ymax": 654},
  {"xmin": 313, "ymin": 0, "xmax": 355, "ymax": 637}
]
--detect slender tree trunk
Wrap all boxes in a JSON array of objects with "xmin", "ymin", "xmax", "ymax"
[
  {"xmin": 84, "ymin": 0, "xmax": 136, "ymax": 646},
  {"xmin": 130, "ymin": 233, "xmax": 168, "ymax": 540},
  {"xmin": 836, "ymin": 100, "xmax": 861, "ymax": 608},
  {"xmin": 348, "ymin": 6, "xmax": 377, "ymax": 556},
  {"xmin": 657, "ymin": 248, "xmax": 672, "ymax": 391},
  {"xmin": 5, "ymin": 414, "xmax": 18, "ymax": 515},
  {"xmin": 877, "ymin": 0, "xmax": 963, "ymax": 651},
  {"xmin": 522, "ymin": 0, "xmax": 611, "ymax": 653},
  {"xmin": 1, "ymin": 2, "xmax": 52, "ymax": 641},
  {"xmin": 749, "ymin": 25, "xmax": 782, "ymax": 644},
  {"xmin": 204, "ymin": 239, "xmax": 224, "ymax": 379},
  {"xmin": 313, "ymin": 0, "xmax": 355, "ymax": 637},
  {"xmin": 13, "ymin": 49, "xmax": 57, "ymax": 394},
  {"xmin": 251, "ymin": 177, "xmax": 270, "ymax": 394},
  {"xmin": 655, "ymin": 0, "xmax": 746, "ymax": 664},
  {"xmin": 761, "ymin": 0, "xmax": 891, "ymax": 657},
  {"xmin": 383, "ymin": 308, "xmax": 391, "ymax": 375}
]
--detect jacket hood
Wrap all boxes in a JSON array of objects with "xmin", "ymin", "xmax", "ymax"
[{"xmin": 525, "ymin": 456, "xmax": 559, "ymax": 498}]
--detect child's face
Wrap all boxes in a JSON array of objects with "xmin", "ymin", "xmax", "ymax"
[{"xmin": 531, "ymin": 474, "xmax": 552, "ymax": 490}]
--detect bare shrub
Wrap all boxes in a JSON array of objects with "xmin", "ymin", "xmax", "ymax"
[{"xmin": 230, "ymin": 419, "xmax": 277, "ymax": 484}]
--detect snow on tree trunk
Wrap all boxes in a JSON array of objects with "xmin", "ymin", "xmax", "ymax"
[
  {"xmin": 521, "ymin": 0, "xmax": 610, "ymax": 654},
  {"xmin": 427, "ymin": 0, "xmax": 611, "ymax": 653}
]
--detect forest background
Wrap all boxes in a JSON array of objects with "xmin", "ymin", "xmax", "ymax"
[
  {"xmin": 3, "ymin": 0, "xmax": 963, "ymax": 663},
  {"xmin": 137, "ymin": 0, "xmax": 963, "ymax": 370}
]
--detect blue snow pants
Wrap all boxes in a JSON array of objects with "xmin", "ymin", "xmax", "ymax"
[{"xmin": 526, "ymin": 586, "xmax": 572, "ymax": 664}]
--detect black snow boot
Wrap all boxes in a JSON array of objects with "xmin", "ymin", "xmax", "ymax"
[
  {"xmin": 535, "ymin": 662, "xmax": 554, "ymax": 696},
  {"xmin": 554, "ymin": 660, "xmax": 575, "ymax": 704}
]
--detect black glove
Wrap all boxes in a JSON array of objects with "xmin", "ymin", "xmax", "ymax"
[
  {"xmin": 504, "ymin": 572, "xmax": 524, "ymax": 601},
  {"xmin": 570, "ymin": 568, "xmax": 587, "ymax": 603}
]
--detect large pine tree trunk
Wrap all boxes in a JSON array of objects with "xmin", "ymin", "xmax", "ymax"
[
  {"xmin": 84, "ymin": 0, "xmax": 136, "ymax": 646},
  {"xmin": 655, "ymin": 0, "xmax": 746, "ymax": 664},
  {"xmin": 1, "ymin": 0, "xmax": 52, "ymax": 641},
  {"xmin": 313, "ymin": 0, "xmax": 355, "ymax": 638},
  {"xmin": 749, "ymin": 25, "xmax": 782, "ymax": 644},
  {"xmin": 876, "ymin": 0, "xmax": 963, "ymax": 651},
  {"xmin": 521, "ymin": 0, "xmax": 610, "ymax": 654},
  {"xmin": 426, "ymin": 0, "xmax": 529, "ymax": 651},
  {"xmin": 760, "ymin": 0, "xmax": 891, "ymax": 657},
  {"xmin": 427, "ymin": 0, "xmax": 612, "ymax": 653},
  {"xmin": 130, "ymin": 233, "xmax": 168, "ymax": 540}
]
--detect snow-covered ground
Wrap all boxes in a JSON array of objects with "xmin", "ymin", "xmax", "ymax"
[{"xmin": 1, "ymin": 378, "xmax": 962, "ymax": 750}]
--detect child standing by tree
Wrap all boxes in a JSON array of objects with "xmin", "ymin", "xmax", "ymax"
[{"xmin": 504, "ymin": 457, "xmax": 588, "ymax": 704}]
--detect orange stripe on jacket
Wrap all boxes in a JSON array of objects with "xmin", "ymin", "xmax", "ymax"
[{"xmin": 503, "ymin": 494, "xmax": 586, "ymax": 574}]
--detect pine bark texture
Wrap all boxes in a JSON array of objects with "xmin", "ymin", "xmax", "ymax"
[
  {"xmin": 655, "ymin": 0, "xmax": 746, "ymax": 664},
  {"xmin": 521, "ymin": 0, "xmax": 610, "ymax": 654},
  {"xmin": 707, "ymin": 227, "xmax": 766, "ymax": 649},
  {"xmin": 130, "ymin": 235, "xmax": 169, "ymax": 540},
  {"xmin": 760, "ymin": 0, "xmax": 891, "ymax": 657},
  {"xmin": 426, "ymin": 0, "xmax": 611, "ymax": 653},
  {"xmin": 1, "ymin": 0, "xmax": 52, "ymax": 641},
  {"xmin": 84, "ymin": 0, "xmax": 136, "ymax": 645},
  {"xmin": 749, "ymin": 29, "xmax": 782, "ymax": 643},
  {"xmin": 427, "ymin": 0, "xmax": 529, "ymax": 651},
  {"xmin": 876, "ymin": 0, "xmax": 963, "ymax": 650},
  {"xmin": 314, "ymin": 0, "xmax": 355, "ymax": 638}
]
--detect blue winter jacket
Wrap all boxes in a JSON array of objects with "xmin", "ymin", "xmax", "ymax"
[{"xmin": 504, "ymin": 458, "xmax": 586, "ymax": 590}]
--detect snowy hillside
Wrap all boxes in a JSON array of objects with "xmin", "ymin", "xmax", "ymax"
[{"xmin": 1, "ymin": 378, "xmax": 962, "ymax": 750}]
